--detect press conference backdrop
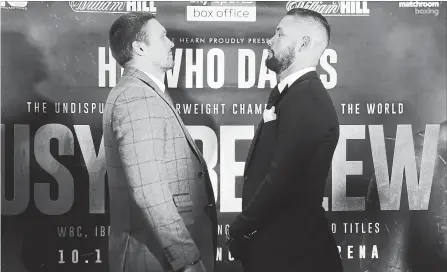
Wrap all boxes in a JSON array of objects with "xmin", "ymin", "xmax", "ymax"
[{"xmin": 1, "ymin": 1, "xmax": 446, "ymax": 271}]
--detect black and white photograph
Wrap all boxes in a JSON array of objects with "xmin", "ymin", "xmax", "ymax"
[{"xmin": 1, "ymin": 1, "xmax": 446, "ymax": 272}]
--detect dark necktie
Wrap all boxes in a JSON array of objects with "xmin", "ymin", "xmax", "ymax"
[{"xmin": 267, "ymin": 85, "xmax": 282, "ymax": 109}]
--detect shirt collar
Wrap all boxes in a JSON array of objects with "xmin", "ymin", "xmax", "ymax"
[
  {"xmin": 277, "ymin": 67, "xmax": 316, "ymax": 93},
  {"xmin": 140, "ymin": 70, "xmax": 166, "ymax": 93}
]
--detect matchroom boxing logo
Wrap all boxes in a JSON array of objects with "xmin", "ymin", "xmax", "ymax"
[{"xmin": 398, "ymin": 1, "xmax": 441, "ymax": 16}]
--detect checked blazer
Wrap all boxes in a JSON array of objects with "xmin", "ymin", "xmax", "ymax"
[{"xmin": 102, "ymin": 67, "xmax": 217, "ymax": 272}]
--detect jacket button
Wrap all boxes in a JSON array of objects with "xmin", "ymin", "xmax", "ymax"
[
  {"xmin": 244, "ymin": 176, "xmax": 248, "ymax": 180},
  {"xmin": 198, "ymin": 171, "xmax": 204, "ymax": 177},
  {"xmin": 204, "ymin": 203, "xmax": 214, "ymax": 212}
]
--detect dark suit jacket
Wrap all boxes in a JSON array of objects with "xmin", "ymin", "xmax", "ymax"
[{"xmin": 230, "ymin": 71, "xmax": 343, "ymax": 272}]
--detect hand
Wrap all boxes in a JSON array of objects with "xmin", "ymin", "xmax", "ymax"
[
  {"xmin": 226, "ymin": 232, "xmax": 252, "ymax": 261},
  {"xmin": 180, "ymin": 260, "xmax": 206, "ymax": 272}
]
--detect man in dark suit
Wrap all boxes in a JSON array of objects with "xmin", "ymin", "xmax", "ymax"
[{"xmin": 228, "ymin": 8, "xmax": 343, "ymax": 272}]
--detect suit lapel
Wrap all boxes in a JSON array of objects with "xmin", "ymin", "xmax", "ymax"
[
  {"xmin": 270, "ymin": 71, "xmax": 319, "ymax": 106},
  {"xmin": 123, "ymin": 67, "xmax": 205, "ymax": 165},
  {"xmin": 243, "ymin": 71, "xmax": 319, "ymax": 174},
  {"xmin": 244, "ymin": 121, "xmax": 263, "ymax": 174}
]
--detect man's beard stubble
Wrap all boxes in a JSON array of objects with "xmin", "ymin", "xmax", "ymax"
[
  {"xmin": 265, "ymin": 54, "xmax": 282, "ymax": 74},
  {"xmin": 161, "ymin": 54, "xmax": 174, "ymax": 72},
  {"xmin": 265, "ymin": 46, "xmax": 295, "ymax": 74}
]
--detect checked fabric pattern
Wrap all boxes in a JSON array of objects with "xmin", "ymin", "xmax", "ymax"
[{"xmin": 103, "ymin": 68, "xmax": 208, "ymax": 272}]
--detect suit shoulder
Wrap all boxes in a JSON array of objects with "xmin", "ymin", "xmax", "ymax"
[
  {"xmin": 107, "ymin": 77, "xmax": 158, "ymax": 105},
  {"xmin": 286, "ymin": 78, "xmax": 324, "ymax": 104},
  {"xmin": 286, "ymin": 78, "xmax": 338, "ymax": 124},
  {"xmin": 304, "ymin": 78, "xmax": 336, "ymax": 107}
]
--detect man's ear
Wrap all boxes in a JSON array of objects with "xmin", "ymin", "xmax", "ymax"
[
  {"xmin": 299, "ymin": 36, "xmax": 311, "ymax": 52},
  {"xmin": 132, "ymin": 41, "xmax": 144, "ymax": 56}
]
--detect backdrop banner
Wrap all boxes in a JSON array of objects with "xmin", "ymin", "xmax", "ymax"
[{"xmin": 1, "ymin": 1, "xmax": 446, "ymax": 271}]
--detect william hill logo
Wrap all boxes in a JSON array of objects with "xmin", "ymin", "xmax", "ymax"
[
  {"xmin": 286, "ymin": 1, "xmax": 370, "ymax": 16},
  {"xmin": 1, "ymin": 1, "xmax": 27, "ymax": 10},
  {"xmin": 69, "ymin": 1, "xmax": 157, "ymax": 13}
]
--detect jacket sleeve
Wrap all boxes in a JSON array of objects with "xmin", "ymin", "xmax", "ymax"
[
  {"xmin": 230, "ymin": 86, "xmax": 331, "ymax": 238},
  {"xmin": 112, "ymin": 87, "xmax": 199, "ymax": 271}
]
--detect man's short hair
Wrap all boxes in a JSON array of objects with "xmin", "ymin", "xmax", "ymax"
[
  {"xmin": 109, "ymin": 11, "xmax": 156, "ymax": 66},
  {"xmin": 286, "ymin": 8, "xmax": 331, "ymax": 47}
]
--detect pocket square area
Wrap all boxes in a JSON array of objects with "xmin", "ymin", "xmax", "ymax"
[{"xmin": 263, "ymin": 106, "xmax": 277, "ymax": 123}]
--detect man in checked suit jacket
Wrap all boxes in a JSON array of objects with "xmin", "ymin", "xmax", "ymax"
[
  {"xmin": 103, "ymin": 12, "xmax": 217, "ymax": 272},
  {"xmin": 228, "ymin": 9, "xmax": 343, "ymax": 272}
]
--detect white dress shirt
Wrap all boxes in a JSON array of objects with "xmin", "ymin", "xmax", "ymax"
[
  {"xmin": 277, "ymin": 67, "xmax": 316, "ymax": 93},
  {"xmin": 141, "ymin": 70, "xmax": 166, "ymax": 93}
]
